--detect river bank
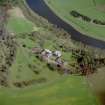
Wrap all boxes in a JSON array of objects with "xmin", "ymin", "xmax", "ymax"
[
  {"xmin": 45, "ymin": 0, "xmax": 105, "ymax": 41},
  {"xmin": 26, "ymin": 0, "xmax": 105, "ymax": 49},
  {"xmin": 17, "ymin": 0, "xmax": 105, "ymax": 58}
]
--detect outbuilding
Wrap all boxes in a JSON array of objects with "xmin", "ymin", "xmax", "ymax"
[{"xmin": 54, "ymin": 51, "xmax": 62, "ymax": 58}]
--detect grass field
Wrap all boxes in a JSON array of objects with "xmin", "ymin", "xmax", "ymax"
[
  {"xmin": 45, "ymin": 0, "xmax": 105, "ymax": 41},
  {"xmin": 0, "ymin": 76, "xmax": 100, "ymax": 105},
  {"xmin": 0, "ymin": 5, "xmax": 99, "ymax": 105},
  {"xmin": 7, "ymin": 9, "xmax": 34, "ymax": 34},
  {"xmin": 7, "ymin": 7, "xmax": 61, "ymax": 86}
]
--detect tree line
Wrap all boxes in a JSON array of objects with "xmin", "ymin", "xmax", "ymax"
[{"xmin": 70, "ymin": 10, "xmax": 105, "ymax": 25}]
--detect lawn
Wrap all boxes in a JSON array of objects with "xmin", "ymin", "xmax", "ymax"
[
  {"xmin": 45, "ymin": 0, "xmax": 105, "ymax": 41},
  {"xmin": 7, "ymin": 17, "xmax": 34, "ymax": 34},
  {"xmin": 7, "ymin": 7, "xmax": 35, "ymax": 34},
  {"xmin": 0, "ymin": 76, "xmax": 100, "ymax": 105}
]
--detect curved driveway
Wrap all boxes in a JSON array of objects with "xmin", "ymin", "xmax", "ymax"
[{"xmin": 26, "ymin": 0, "xmax": 105, "ymax": 49}]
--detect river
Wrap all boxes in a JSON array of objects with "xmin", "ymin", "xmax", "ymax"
[{"xmin": 26, "ymin": 0, "xmax": 105, "ymax": 49}]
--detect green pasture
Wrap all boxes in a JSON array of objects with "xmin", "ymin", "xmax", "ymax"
[
  {"xmin": 45, "ymin": 0, "xmax": 105, "ymax": 41},
  {"xmin": 0, "ymin": 76, "xmax": 100, "ymax": 105}
]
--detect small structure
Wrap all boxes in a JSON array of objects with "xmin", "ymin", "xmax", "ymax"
[
  {"xmin": 32, "ymin": 47, "xmax": 42, "ymax": 54},
  {"xmin": 53, "ymin": 51, "xmax": 62, "ymax": 58},
  {"xmin": 55, "ymin": 57, "xmax": 63, "ymax": 66},
  {"xmin": 41, "ymin": 49, "xmax": 52, "ymax": 58},
  {"xmin": 32, "ymin": 47, "xmax": 72, "ymax": 75}
]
